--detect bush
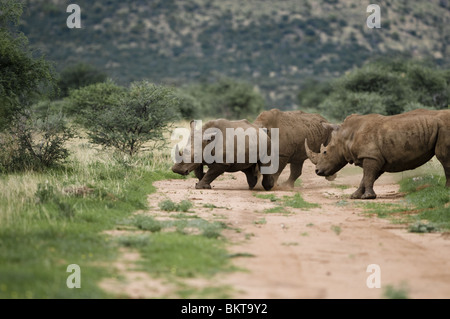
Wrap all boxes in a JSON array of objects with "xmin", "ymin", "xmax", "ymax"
[
  {"xmin": 57, "ymin": 63, "xmax": 107, "ymax": 98},
  {"xmin": 0, "ymin": 106, "xmax": 73, "ymax": 172},
  {"xmin": 0, "ymin": 0, "xmax": 56, "ymax": 130},
  {"xmin": 173, "ymin": 88, "xmax": 203, "ymax": 119},
  {"xmin": 312, "ymin": 58, "xmax": 450, "ymax": 121},
  {"xmin": 66, "ymin": 80, "xmax": 126, "ymax": 117},
  {"xmin": 185, "ymin": 77, "xmax": 265, "ymax": 119},
  {"xmin": 158, "ymin": 199, "xmax": 193, "ymax": 212},
  {"xmin": 70, "ymin": 80, "xmax": 179, "ymax": 156}
]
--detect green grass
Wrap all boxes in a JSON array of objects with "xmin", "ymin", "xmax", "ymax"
[
  {"xmin": 159, "ymin": 199, "xmax": 194, "ymax": 212},
  {"xmin": 361, "ymin": 173, "xmax": 449, "ymax": 231},
  {"xmin": 0, "ymin": 138, "xmax": 233, "ymax": 298},
  {"xmin": 116, "ymin": 232, "xmax": 233, "ymax": 278},
  {"xmin": 331, "ymin": 225, "xmax": 342, "ymax": 235},
  {"xmin": 0, "ymin": 159, "xmax": 180, "ymax": 298},
  {"xmin": 282, "ymin": 193, "xmax": 320, "ymax": 210},
  {"xmin": 383, "ymin": 283, "xmax": 410, "ymax": 299},
  {"xmin": 256, "ymin": 192, "xmax": 319, "ymax": 213},
  {"xmin": 264, "ymin": 206, "xmax": 290, "ymax": 214},
  {"xmin": 254, "ymin": 193, "xmax": 278, "ymax": 202}
]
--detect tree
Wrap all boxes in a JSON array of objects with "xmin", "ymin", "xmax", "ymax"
[
  {"xmin": 0, "ymin": 0, "xmax": 56, "ymax": 130},
  {"xmin": 0, "ymin": 0, "xmax": 71, "ymax": 171},
  {"xmin": 314, "ymin": 58, "xmax": 450, "ymax": 121},
  {"xmin": 186, "ymin": 77, "xmax": 265, "ymax": 119},
  {"xmin": 57, "ymin": 63, "xmax": 107, "ymax": 98},
  {"xmin": 69, "ymin": 81, "xmax": 179, "ymax": 156}
]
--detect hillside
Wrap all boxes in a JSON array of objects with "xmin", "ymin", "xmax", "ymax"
[{"xmin": 18, "ymin": 0, "xmax": 450, "ymax": 107}]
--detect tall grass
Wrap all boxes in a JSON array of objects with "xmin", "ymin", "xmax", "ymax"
[{"xmin": 0, "ymin": 136, "xmax": 181, "ymax": 298}]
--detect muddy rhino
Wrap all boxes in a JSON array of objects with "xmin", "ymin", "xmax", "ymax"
[
  {"xmin": 253, "ymin": 108, "xmax": 336, "ymax": 190},
  {"xmin": 305, "ymin": 109, "xmax": 450, "ymax": 199},
  {"xmin": 172, "ymin": 119, "xmax": 273, "ymax": 189}
]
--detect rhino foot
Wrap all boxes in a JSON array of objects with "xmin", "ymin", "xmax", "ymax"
[
  {"xmin": 280, "ymin": 181, "xmax": 295, "ymax": 189},
  {"xmin": 350, "ymin": 191, "xmax": 363, "ymax": 199},
  {"xmin": 361, "ymin": 192, "xmax": 377, "ymax": 200},
  {"xmin": 195, "ymin": 183, "xmax": 212, "ymax": 189}
]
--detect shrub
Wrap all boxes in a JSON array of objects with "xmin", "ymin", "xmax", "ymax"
[
  {"xmin": 134, "ymin": 215, "xmax": 162, "ymax": 232},
  {"xmin": 0, "ymin": 0, "xmax": 56, "ymax": 130},
  {"xmin": 66, "ymin": 80, "xmax": 126, "ymax": 117},
  {"xmin": 70, "ymin": 80, "xmax": 179, "ymax": 156},
  {"xmin": 313, "ymin": 58, "xmax": 450, "ymax": 121},
  {"xmin": 57, "ymin": 63, "xmax": 107, "ymax": 98},
  {"xmin": 0, "ymin": 106, "xmax": 73, "ymax": 171},
  {"xmin": 158, "ymin": 199, "xmax": 193, "ymax": 212},
  {"xmin": 185, "ymin": 77, "xmax": 265, "ymax": 119}
]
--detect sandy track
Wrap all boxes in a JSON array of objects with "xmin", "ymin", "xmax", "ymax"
[{"xmin": 148, "ymin": 161, "xmax": 450, "ymax": 299}]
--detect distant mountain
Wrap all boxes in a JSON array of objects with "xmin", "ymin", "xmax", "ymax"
[{"xmin": 19, "ymin": 0, "xmax": 450, "ymax": 107}]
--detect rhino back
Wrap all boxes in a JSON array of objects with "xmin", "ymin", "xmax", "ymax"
[
  {"xmin": 254, "ymin": 109, "xmax": 330, "ymax": 158},
  {"xmin": 202, "ymin": 118, "xmax": 265, "ymax": 166},
  {"xmin": 340, "ymin": 109, "xmax": 448, "ymax": 172}
]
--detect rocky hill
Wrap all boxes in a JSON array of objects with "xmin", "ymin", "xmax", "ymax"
[{"xmin": 18, "ymin": 0, "xmax": 450, "ymax": 107}]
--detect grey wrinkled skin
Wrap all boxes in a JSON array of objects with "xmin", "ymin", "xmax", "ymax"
[
  {"xmin": 306, "ymin": 109, "xmax": 450, "ymax": 199},
  {"xmin": 171, "ymin": 119, "xmax": 268, "ymax": 190},
  {"xmin": 253, "ymin": 108, "xmax": 336, "ymax": 190}
]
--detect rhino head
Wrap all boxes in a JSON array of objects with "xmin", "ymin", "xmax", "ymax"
[
  {"xmin": 171, "ymin": 120, "xmax": 202, "ymax": 176},
  {"xmin": 171, "ymin": 145, "xmax": 201, "ymax": 176},
  {"xmin": 305, "ymin": 123, "xmax": 346, "ymax": 180}
]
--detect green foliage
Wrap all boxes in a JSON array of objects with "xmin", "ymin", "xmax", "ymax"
[
  {"xmin": 0, "ymin": 147, "xmax": 185, "ymax": 298},
  {"xmin": 0, "ymin": 106, "xmax": 74, "ymax": 172},
  {"xmin": 66, "ymin": 80, "xmax": 126, "ymax": 117},
  {"xmin": 399, "ymin": 175, "xmax": 450, "ymax": 230},
  {"xmin": 282, "ymin": 193, "xmax": 320, "ymax": 209},
  {"xmin": 14, "ymin": 0, "xmax": 450, "ymax": 107},
  {"xmin": 310, "ymin": 59, "xmax": 450, "ymax": 121},
  {"xmin": 297, "ymin": 79, "xmax": 333, "ymax": 108},
  {"xmin": 185, "ymin": 77, "xmax": 265, "ymax": 119},
  {"xmin": 69, "ymin": 80, "xmax": 179, "ymax": 156},
  {"xmin": 158, "ymin": 199, "xmax": 193, "ymax": 212},
  {"xmin": 57, "ymin": 63, "xmax": 107, "ymax": 98},
  {"xmin": 173, "ymin": 88, "xmax": 203, "ymax": 119},
  {"xmin": 0, "ymin": 0, "xmax": 56, "ymax": 130},
  {"xmin": 408, "ymin": 221, "xmax": 439, "ymax": 233},
  {"xmin": 362, "ymin": 173, "xmax": 449, "ymax": 230},
  {"xmin": 330, "ymin": 225, "xmax": 342, "ymax": 235},
  {"xmin": 129, "ymin": 232, "xmax": 232, "ymax": 278},
  {"xmin": 383, "ymin": 283, "xmax": 410, "ymax": 299},
  {"xmin": 34, "ymin": 182, "xmax": 55, "ymax": 204},
  {"xmin": 254, "ymin": 193, "xmax": 278, "ymax": 202},
  {"xmin": 133, "ymin": 215, "xmax": 162, "ymax": 232}
]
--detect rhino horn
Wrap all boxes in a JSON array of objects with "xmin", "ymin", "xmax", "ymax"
[{"xmin": 305, "ymin": 139, "xmax": 319, "ymax": 165}]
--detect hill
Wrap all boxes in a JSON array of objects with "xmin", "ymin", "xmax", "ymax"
[{"xmin": 18, "ymin": 0, "xmax": 450, "ymax": 107}]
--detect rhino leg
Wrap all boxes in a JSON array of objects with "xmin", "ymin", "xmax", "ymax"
[
  {"xmin": 352, "ymin": 159, "xmax": 384, "ymax": 200},
  {"xmin": 194, "ymin": 165, "xmax": 205, "ymax": 181},
  {"xmin": 282, "ymin": 160, "xmax": 304, "ymax": 188},
  {"xmin": 435, "ymin": 130, "xmax": 450, "ymax": 187},
  {"xmin": 195, "ymin": 165, "xmax": 226, "ymax": 189},
  {"xmin": 242, "ymin": 165, "xmax": 259, "ymax": 190},
  {"xmin": 261, "ymin": 157, "xmax": 289, "ymax": 191}
]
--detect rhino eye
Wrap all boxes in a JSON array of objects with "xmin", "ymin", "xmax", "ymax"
[{"xmin": 323, "ymin": 151, "xmax": 327, "ymax": 155}]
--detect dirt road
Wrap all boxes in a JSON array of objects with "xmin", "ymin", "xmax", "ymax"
[{"xmin": 105, "ymin": 161, "xmax": 450, "ymax": 299}]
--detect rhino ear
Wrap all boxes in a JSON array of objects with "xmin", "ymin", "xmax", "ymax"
[
  {"xmin": 190, "ymin": 120, "xmax": 202, "ymax": 131},
  {"xmin": 322, "ymin": 122, "xmax": 340, "ymax": 131}
]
